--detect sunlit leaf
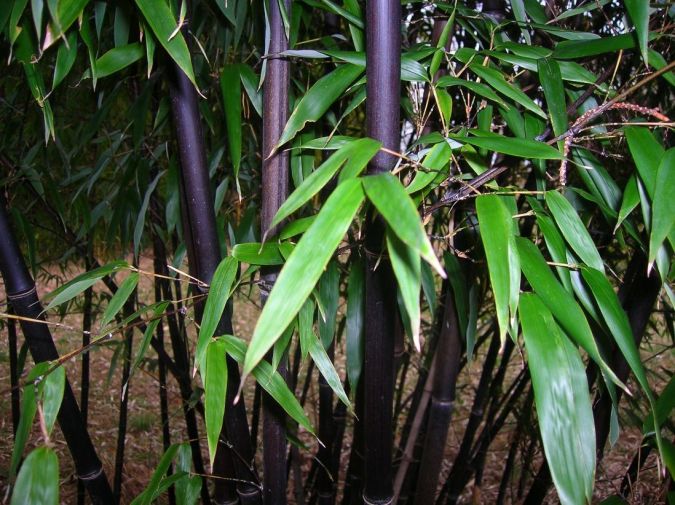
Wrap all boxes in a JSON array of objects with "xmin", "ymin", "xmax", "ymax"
[
  {"xmin": 11, "ymin": 447, "xmax": 59, "ymax": 505},
  {"xmin": 41, "ymin": 365, "xmax": 65, "ymax": 436},
  {"xmin": 100, "ymin": 272, "xmax": 139, "ymax": 330}
]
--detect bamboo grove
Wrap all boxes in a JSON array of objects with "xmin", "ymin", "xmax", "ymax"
[{"xmin": 0, "ymin": 0, "xmax": 673, "ymax": 504}]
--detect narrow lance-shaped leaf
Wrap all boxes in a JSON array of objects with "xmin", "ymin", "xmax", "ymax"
[
  {"xmin": 318, "ymin": 260, "xmax": 340, "ymax": 349},
  {"xmin": 538, "ymin": 58, "xmax": 568, "ymax": 140},
  {"xmin": 224, "ymin": 335, "xmax": 315, "ymax": 436},
  {"xmin": 276, "ymin": 64, "xmax": 364, "ymax": 149},
  {"xmin": 346, "ymin": 257, "xmax": 365, "ymax": 391},
  {"xmin": 52, "ymin": 31, "xmax": 78, "ymax": 90},
  {"xmin": 130, "ymin": 444, "xmax": 180, "ymax": 505},
  {"xmin": 130, "ymin": 301, "xmax": 170, "ymax": 379},
  {"xmin": 519, "ymin": 293, "xmax": 596, "ymax": 505},
  {"xmin": 100, "ymin": 272, "xmax": 139, "ymax": 330},
  {"xmin": 204, "ymin": 339, "xmax": 227, "ymax": 467},
  {"xmin": 614, "ymin": 175, "xmax": 639, "ymax": 234},
  {"xmin": 43, "ymin": 260, "xmax": 129, "ymax": 312},
  {"xmin": 624, "ymin": 0, "xmax": 649, "ymax": 64},
  {"xmin": 387, "ymin": 228, "xmax": 422, "ymax": 351},
  {"xmin": 545, "ymin": 191, "xmax": 604, "ymax": 272},
  {"xmin": 232, "ymin": 243, "xmax": 288, "ymax": 266},
  {"xmin": 476, "ymin": 195, "xmax": 520, "ymax": 344},
  {"xmin": 303, "ymin": 323, "xmax": 351, "ymax": 410},
  {"xmin": 580, "ymin": 267, "xmax": 663, "ymax": 457},
  {"xmin": 362, "ymin": 173, "xmax": 445, "ymax": 277},
  {"xmin": 94, "ymin": 43, "xmax": 144, "ymax": 78},
  {"xmin": 220, "ymin": 64, "xmax": 242, "ymax": 190},
  {"xmin": 134, "ymin": 171, "xmax": 163, "ymax": 258},
  {"xmin": 134, "ymin": 0, "xmax": 198, "ymax": 88},
  {"xmin": 10, "ymin": 447, "xmax": 59, "ymax": 505},
  {"xmin": 648, "ymin": 149, "xmax": 675, "ymax": 268},
  {"xmin": 269, "ymin": 138, "xmax": 380, "ymax": 232},
  {"xmin": 41, "ymin": 365, "xmax": 65, "ymax": 436},
  {"xmin": 196, "ymin": 256, "xmax": 238, "ymax": 373},
  {"xmin": 448, "ymin": 134, "xmax": 563, "ymax": 160},
  {"xmin": 242, "ymin": 178, "xmax": 365, "ymax": 380},
  {"xmin": 625, "ymin": 127, "xmax": 664, "ymax": 199},
  {"xmin": 516, "ymin": 237, "xmax": 626, "ymax": 392}
]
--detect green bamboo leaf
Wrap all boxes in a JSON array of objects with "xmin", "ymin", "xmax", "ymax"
[
  {"xmin": 625, "ymin": 127, "xmax": 664, "ymax": 199},
  {"xmin": 346, "ymin": 257, "xmax": 365, "ymax": 391},
  {"xmin": 448, "ymin": 133, "xmax": 562, "ymax": 159},
  {"xmin": 624, "ymin": 0, "xmax": 649, "ymax": 63},
  {"xmin": 519, "ymin": 293, "xmax": 595, "ymax": 505},
  {"xmin": 43, "ymin": 260, "xmax": 129, "ymax": 312},
  {"xmin": 280, "ymin": 216, "xmax": 316, "ymax": 240},
  {"xmin": 52, "ymin": 31, "xmax": 78, "ymax": 90},
  {"xmin": 476, "ymin": 195, "xmax": 520, "ymax": 344},
  {"xmin": 648, "ymin": 149, "xmax": 674, "ymax": 267},
  {"xmin": 131, "ymin": 444, "xmax": 180, "ymax": 505},
  {"xmin": 100, "ymin": 272, "xmax": 139, "ymax": 330},
  {"xmin": 298, "ymin": 299, "xmax": 315, "ymax": 361},
  {"xmin": 406, "ymin": 141, "xmax": 452, "ymax": 194},
  {"xmin": 94, "ymin": 43, "xmax": 144, "ymax": 78},
  {"xmin": 469, "ymin": 64, "xmax": 546, "ymax": 119},
  {"xmin": 10, "ymin": 362, "xmax": 49, "ymax": 481},
  {"xmin": 538, "ymin": 58, "xmax": 568, "ymax": 139},
  {"xmin": 220, "ymin": 64, "xmax": 242, "ymax": 186},
  {"xmin": 232, "ymin": 242, "xmax": 289, "ymax": 265},
  {"xmin": 10, "ymin": 447, "xmax": 59, "ymax": 505},
  {"xmin": 510, "ymin": 0, "xmax": 531, "ymax": 44},
  {"xmin": 41, "ymin": 365, "xmax": 65, "ymax": 436},
  {"xmin": 516, "ymin": 237, "xmax": 625, "ymax": 391},
  {"xmin": 276, "ymin": 64, "xmax": 363, "ymax": 149},
  {"xmin": 545, "ymin": 191, "xmax": 604, "ymax": 272},
  {"xmin": 223, "ymin": 335, "xmax": 315, "ymax": 436},
  {"xmin": 269, "ymin": 138, "xmax": 380, "ymax": 231},
  {"xmin": 196, "ymin": 256, "xmax": 238, "ymax": 372},
  {"xmin": 436, "ymin": 76, "xmax": 508, "ymax": 108},
  {"xmin": 44, "ymin": 0, "xmax": 89, "ymax": 48},
  {"xmin": 553, "ymin": 33, "xmax": 637, "ymax": 59},
  {"xmin": 175, "ymin": 443, "xmax": 201, "ymax": 505},
  {"xmin": 239, "ymin": 64, "xmax": 262, "ymax": 116},
  {"xmin": 134, "ymin": 0, "xmax": 197, "ymax": 88},
  {"xmin": 648, "ymin": 49, "xmax": 675, "ymax": 87},
  {"xmin": 318, "ymin": 260, "xmax": 340, "ymax": 348},
  {"xmin": 204, "ymin": 338, "xmax": 227, "ymax": 467},
  {"xmin": 243, "ymin": 178, "xmax": 365, "ymax": 379},
  {"xmin": 387, "ymin": 228, "xmax": 422, "ymax": 350},
  {"xmin": 615, "ymin": 175, "xmax": 639, "ymax": 233},
  {"xmin": 362, "ymin": 173, "xmax": 445, "ymax": 277},
  {"xmin": 130, "ymin": 301, "xmax": 170, "ymax": 379},
  {"xmin": 305, "ymin": 323, "xmax": 351, "ymax": 409},
  {"xmin": 429, "ymin": 6, "xmax": 455, "ymax": 77},
  {"xmin": 580, "ymin": 267, "xmax": 662, "ymax": 455},
  {"xmin": 134, "ymin": 171, "xmax": 163, "ymax": 258}
]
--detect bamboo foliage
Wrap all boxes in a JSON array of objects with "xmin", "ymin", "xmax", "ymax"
[{"xmin": 1, "ymin": 1, "xmax": 673, "ymax": 504}]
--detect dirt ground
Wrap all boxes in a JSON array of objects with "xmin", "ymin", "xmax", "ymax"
[{"xmin": 0, "ymin": 256, "xmax": 671, "ymax": 504}]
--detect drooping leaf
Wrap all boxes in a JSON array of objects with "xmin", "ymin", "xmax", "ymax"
[
  {"xmin": 545, "ymin": 191, "xmax": 604, "ymax": 272},
  {"xmin": 476, "ymin": 195, "xmax": 520, "ymax": 344},
  {"xmin": 435, "ymin": 76, "xmax": 508, "ymax": 108},
  {"xmin": 346, "ymin": 257, "xmax": 365, "ymax": 391},
  {"xmin": 553, "ymin": 33, "xmax": 638, "ymax": 59},
  {"xmin": 11, "ymin": 447, "xmax": 59, "ymax": 505},
  {"xmin": 134, "ymin": 0, "xmax": 197, "ymax": 88},
  {"xmin": 43, "ymin": 260, "xmax": 129, "ymax": 312},
  {"xmin": 516, "ymin": 238, "xmax": 625, "ymax": 391},
  {"xmin": 624, "ymin": 0, "xmax": 649, "ymax": 63},
  {"xmin": 406, "ymin": 141, "xmax": 452, "ymax": 194},
  {"xmin": 196, "ymin": 256, "xmax": 238, "ymax": 372},
  {"xmin": 134, "ymin": 171, "xmax": 163, "ymax": 258},
  {"xmin": 615, "ymin": 175, "xmax": 639, "ymax": 233},
  {"xmin": 269, "ymin": 138, "xmax": 380, "ymax": 231},
  {"xmin": 224, "ymin": 335, "xmax": 315, "ymax": 436},
  {"xmin": 362, "ymin": 173, "xmax": 445, "ymax": 277},
  {"xmin": 305, "ymin": 325, "xmax": 351, "ymax": 409},
  {"xmin": 648, "ymin": 149, "xmax": 675, "ymax": 268},
  {"xmin": 243, "ymin": 178, "xmax": 365, "ymax": 379},
  {"xmin": 387, "ymin": 228, "xmax": 421, "ymax": 350},
  {"xmin": 276, "ymin": 64, "xmax": 363, "ymax": 149},
  {"xmin": 41, "ymin": 365, "xmax": 65, "ymax": 436},
  {"xmin": 204, "ymin": 338, "xmax": 227, "ymax": 467},
  {"xmin": 131, "ymin": 444, "xmax": 180, "ymax": 505},
  {"xmin": 130, "ymin": 301, "xmax": 170, "ymax": 378},
  {"xmin": 52, "ymin": 31, "xmax": 78, "ymax": 90},
  {"xmin": 318, "ymin": 260, "xmax": 340, "ymax": 349},
  {"xmin": 625, "ymin": 127, "xmax": 665, "ymax": 199},
  {"xmin": 469, "ymin": 64, "xmax": 546, "ymax": 118},
  {"xmin": 44, "ymin": 0, "xmax": 90, "ymax": 48},
  {"xmin": 100, "ymin": 272, "xmax": 139, "ymax": 330},
  {"xmin": 519, "ymin": 293, "xmax": 595, "ymax": 505},
  {"xmin": 538, "ymin": 58, "xmax": 568, "ymax": 140},
  {"xmin": 220, "ymin": 64, "xmax": 242, "ymax": 186}
]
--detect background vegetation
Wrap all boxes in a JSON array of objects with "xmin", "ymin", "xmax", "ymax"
[{"xmin": 0, "ymin": 0, "xmax": 673, "ymax": 504}]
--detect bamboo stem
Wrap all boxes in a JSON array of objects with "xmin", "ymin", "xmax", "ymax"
[{"xmin": 0, "ymin": 196, "xmax": 114, "ymax": 505}]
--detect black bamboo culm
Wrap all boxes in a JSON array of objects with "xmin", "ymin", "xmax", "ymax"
[
  {"xmin": 413, "ymin": 283, "xmax": 462, "ymax": 505},
  {"xmin": 363, "ymin": 0, "xmax": 401, "ymax": 502},
  {"xmin": 78, "ymin": 255, "xmax": 94, "ymax": 505},
  {"xmin": 261, "ymin": 0, "xmax": 291, "ymax": 502},
  {"xmin": 8, "ymin": 308, "xmax": 20, "ymax": 436},
  {"xmin": 166, "ymin": 19, "xmax": 260, "ymax": 504},
  {"xmin": 0, "ymin": 196, "xmax": 114, "ymax": 505}
]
